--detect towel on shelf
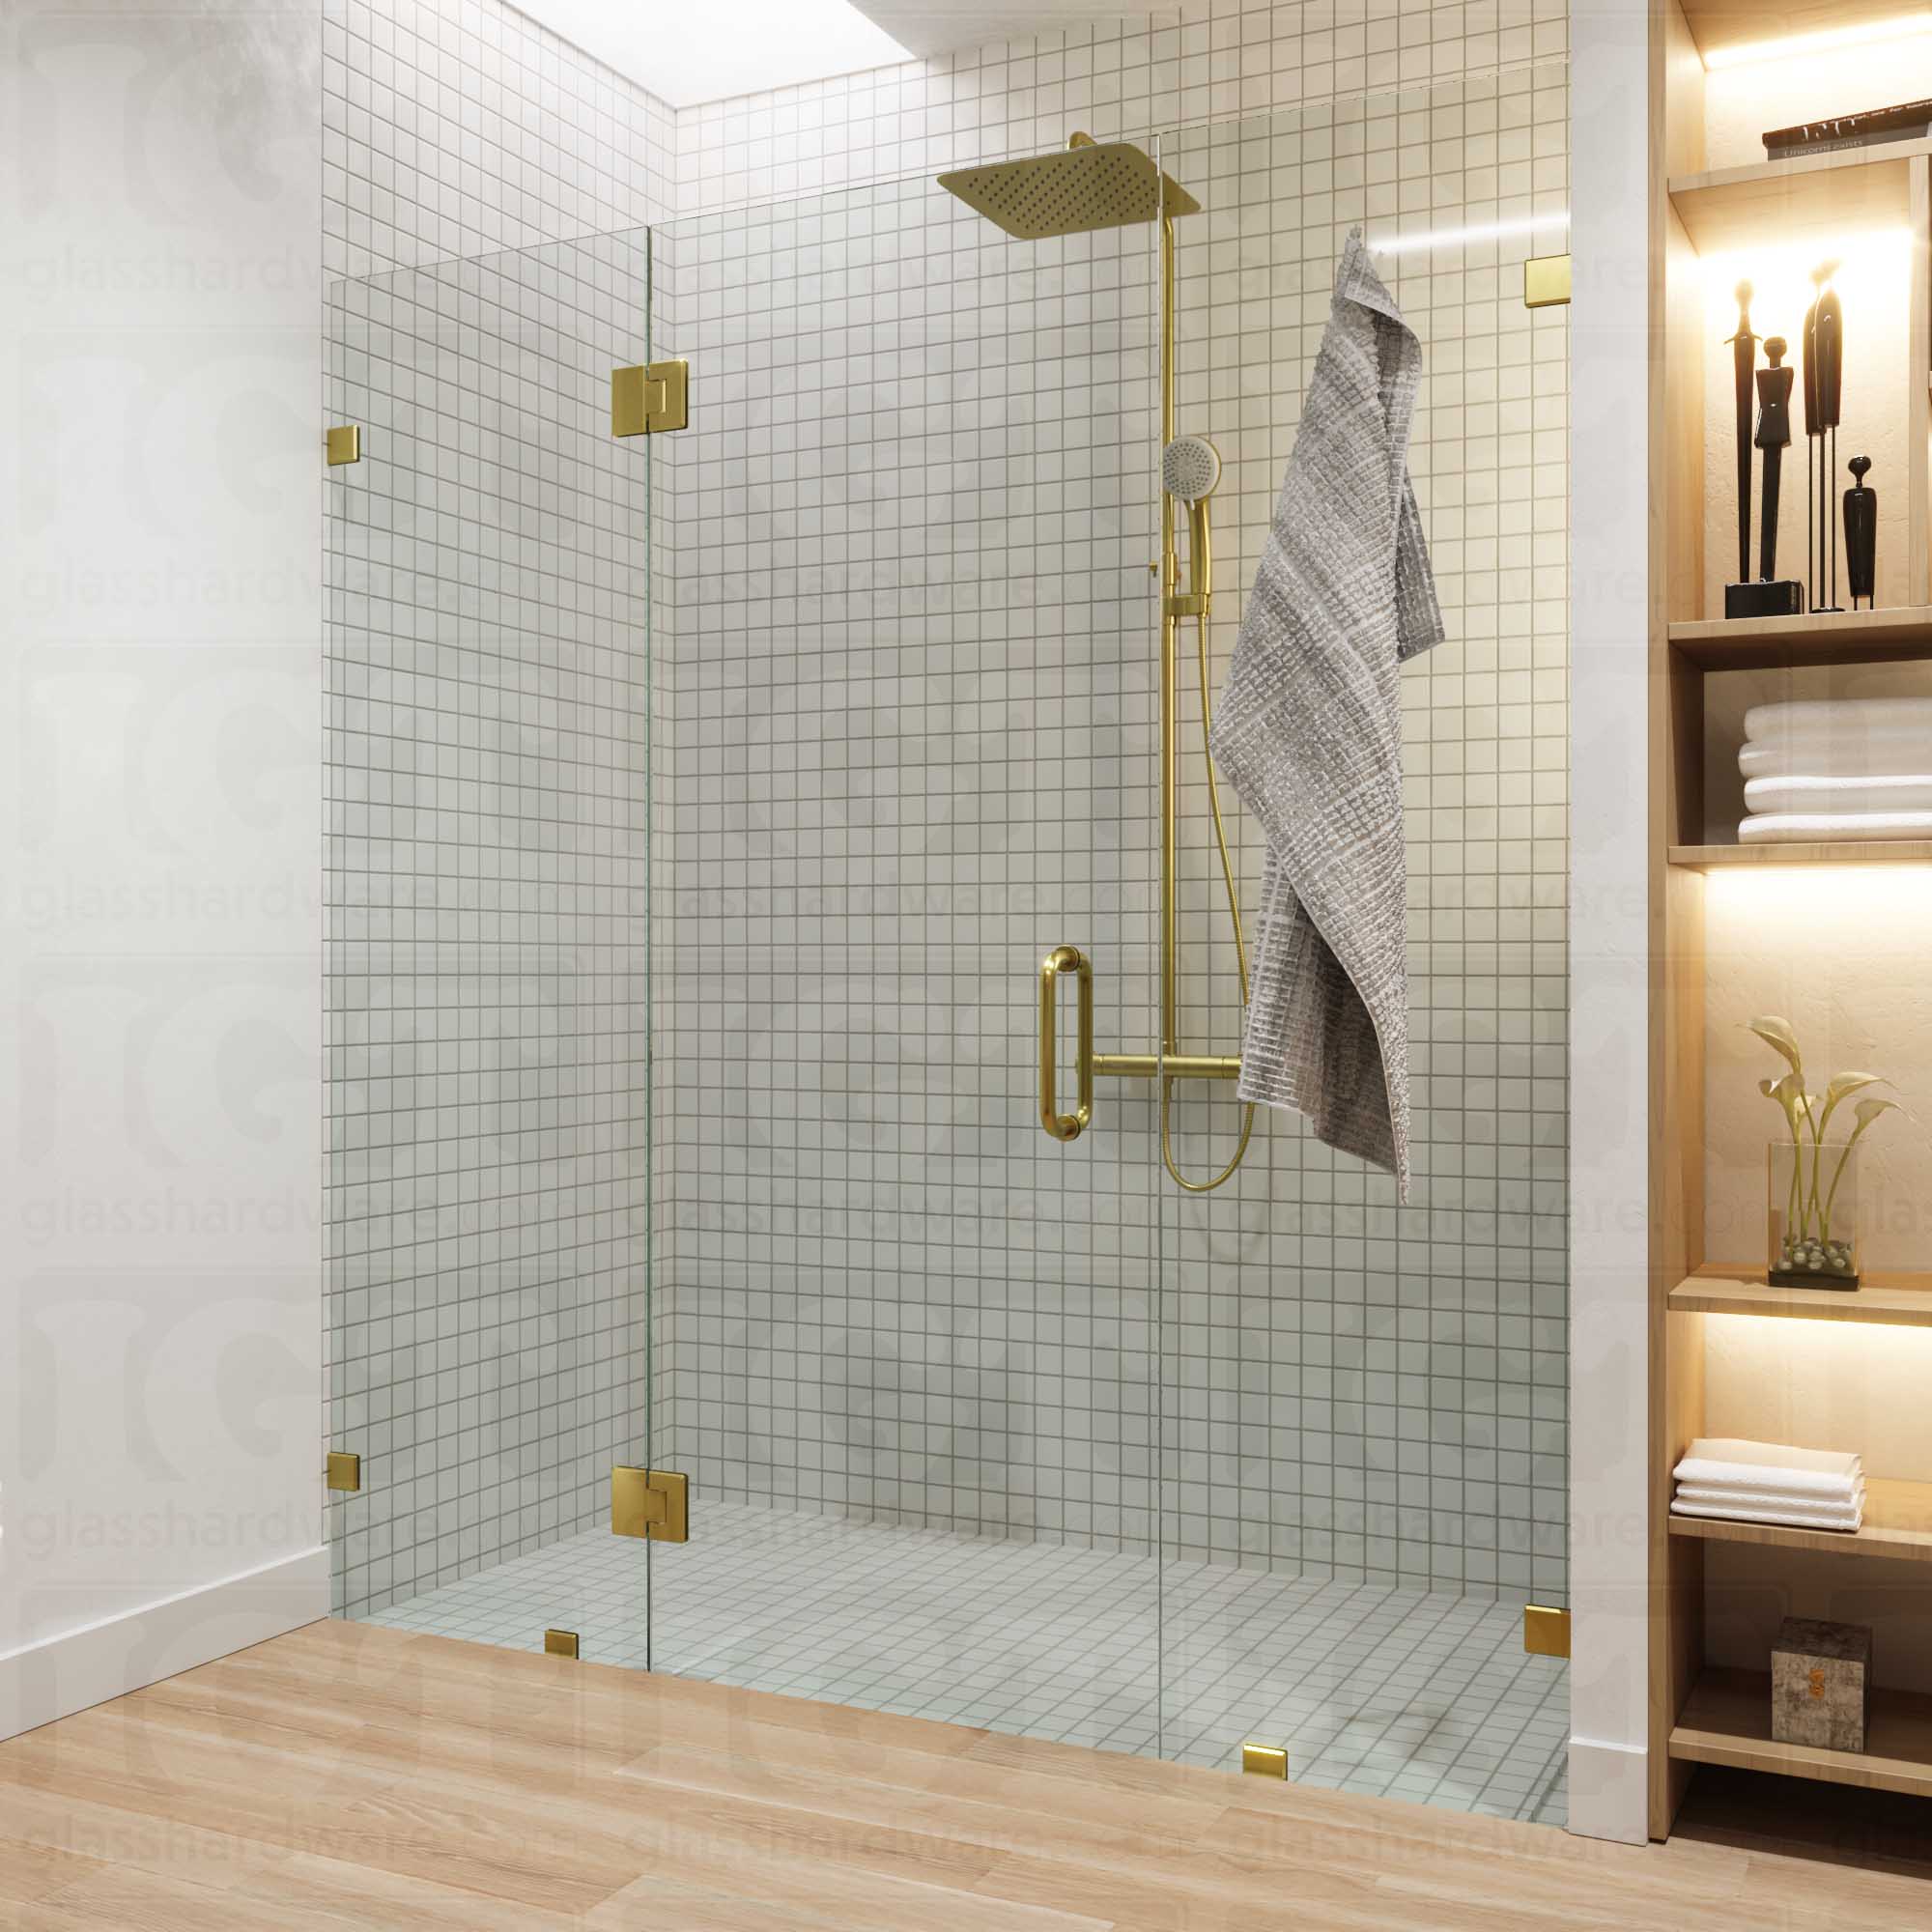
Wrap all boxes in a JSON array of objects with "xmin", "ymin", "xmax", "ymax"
[
  {"xmin": 1674, "ymin": 1481, "xmax": 1865, "ymax": 1516},
  {"xmin": 1736, "ymin": 698, "xmax": 1932, "ymax": 846},
  {"xmin": 1741, "ymin": 733, "xmax": 1932, "ymax": 781},
  {"xmin": 1673, "ymin": 1438, "xmax": 1863, "ymax": 1499},
  {"xmin": 1208, "ymin": 228, "xmax": 1443, "ymax": 1200},
  {"xmin": 1740, "ymin": 810, "xmax": 1932, "ymax": 843},
  {"xmin": 1669, "ymin": 1497, "xmax": 1863, "ymax": 1532},
  {"xmin": 1744, "ymin": 774, "xmax": 1932, "ymax": 814},
  {"xmin": 1670, "ymin": 1437, "xmax": 1865, "ymax": 1531},
  {"xmin": 1743, "ymin": 696, "xmax": 1932, "ymax": 746}
]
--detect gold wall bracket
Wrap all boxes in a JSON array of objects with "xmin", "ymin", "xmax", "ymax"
[
  {"xmin": 325, "ymin": 1451, "xmax": 361, "ymax": 1492},
  {"xmin": 1523, "ymin": 1605, "xmax": 1572, "ymax": 1658},
  {"xmin": 612, "ymin": 1466, "xmax": 689, "ymax": 1542},
  {"xmin": 611, "ymin": 359, "xmax": 689, "ymax": 437},
  {"xmin": 1523, "ymin": 255, "xmax": 1571, "ymax": 309},
  {"xmin": 1241, "ymin": 1742, "xmax": 1289, "ymax": 1778},
  {"xmin": 544, "ymin": 1628, "xmax": 581, "ymax": 1659},
  {"xmin": 325, "ymin": 425, "xmax": 361, "ymax": 466}
]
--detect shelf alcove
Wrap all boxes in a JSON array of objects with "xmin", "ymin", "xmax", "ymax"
[{"xmin": 1651, "ymin": 0, "xmax": 1932, "ymax": 1842}]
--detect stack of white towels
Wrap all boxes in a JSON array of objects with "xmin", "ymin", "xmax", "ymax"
[
  {"xmin": 1739, "ymin": 696, "xmax": 1932, "ymax": 844},
  {"xmin": 1671, "ymin": 1437, "xmax": 1864, "ymax": 1533}
]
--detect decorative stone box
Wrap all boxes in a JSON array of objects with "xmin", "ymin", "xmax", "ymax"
[{"xmin": 1771, "ymin": 1616, "xmax": 1873, "ymax": 1753}]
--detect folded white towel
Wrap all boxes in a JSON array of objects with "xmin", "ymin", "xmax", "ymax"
[
  {"xmin": 1673, "ymin": 1438, "xmax": 1862, "ymax": 1499},
  {"xmin": 1740, "ymin": 810, "xmax": 1932, "ymax": 843},
  {"xmin": 1741, "ymin": 733, "xmax": 1932, "ymax": 781},
  {"xmin": 1675, "ymin": 1480, "xmax": 1866, "ymax": 1514},
  {"xmin": 1670, "ymin": 1497, "xmax": 1863, "ymax": 1532},
  {"xmin": 1745, "ymin": 774, "xmax": 1932, "ymax": 814},
  {"xmin": 1744, "ymin": 696, "xmax": 1932, "ymax": 743}
]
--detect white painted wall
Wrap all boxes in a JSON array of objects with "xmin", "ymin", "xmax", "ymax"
[
  {"xmin": 0, "ymin": 0, "xmax": 326, "ymax": 1739},
  {"xmin": 1568, "ymin": 0, "xmax": 1655, "ymax": 1848}
]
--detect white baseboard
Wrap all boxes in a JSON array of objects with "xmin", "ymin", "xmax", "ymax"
[
  {"xmin": 1565, "ymin": 1735, "xmax": 1649, "ymax": 1844},
  {"xmin": 0, "ymin": 1545, "xmax": 328, "ymax": 1743}
]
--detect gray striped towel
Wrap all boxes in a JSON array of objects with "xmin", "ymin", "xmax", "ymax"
[{"xmin": 1209, "ymin": 229, "xmax": 1442, "ymax": 1198}]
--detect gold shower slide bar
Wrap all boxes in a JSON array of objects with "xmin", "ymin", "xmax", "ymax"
[{"xmin": 1039, "ymin": 945, "xmax": 1239, "ymax": 1144}]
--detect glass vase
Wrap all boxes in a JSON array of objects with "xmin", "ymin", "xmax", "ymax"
[{"xmin": 1767, "ymin": 1140, "xmax": 1861, "ymax": 1290}]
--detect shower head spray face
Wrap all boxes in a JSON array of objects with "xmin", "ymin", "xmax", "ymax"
[{"xmin": 1163, "ymin": 435, "xmax": 1221, "ymax": 504}]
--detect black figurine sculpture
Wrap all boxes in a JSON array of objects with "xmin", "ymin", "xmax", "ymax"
[
  {"xmin": 1812, "ymin": 261, "xmax": 1844, "ymax": 611},
  {"xmin": 1844, "ymin": 454, "xmax": 1876, "ymax": 609},
  {"xmin": 1803, "ymin": 272, "xmax": 1822, "ymax": 607},
  {"xmin": 1728, "ymin": 335, "xmax": 1806, "ymax": 618},
  {"xmin": 1728, "ymin": 282, "xmax": 1757, "ymax": 585}
]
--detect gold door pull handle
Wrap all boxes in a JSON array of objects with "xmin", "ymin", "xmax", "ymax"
[{"xmin": 1038, "ymin": 945, "xmax": 1094, "ymax": 1142}]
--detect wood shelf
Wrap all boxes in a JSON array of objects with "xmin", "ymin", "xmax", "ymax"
[
  {"xmin": 1669, "ymin": 142, "xmax": 1927, "ymax": 252},
  {"xmin": 1669, "ymin": 606, "xmax": 1932, "ymax": 669},
  {"xmin": 1668, "ymin": 839, "xmax": 1932, "ymax": 867},
  {"xmin": 1671, "ymin": 1668, "xmax": 1932, "ymax": 1798},
  {"xmin": 1670, "ymin": 1264, "xmax": 1932, "ymax": 1324},
  {"xmin": 1669, "ymin": 1475, "xmax": 1932, "ymax": 1561}
]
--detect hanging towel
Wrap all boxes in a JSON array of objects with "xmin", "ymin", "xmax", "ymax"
[{"xmin": 1209, "ymin": 228, "xmax": 1443, "ymax": 1197}]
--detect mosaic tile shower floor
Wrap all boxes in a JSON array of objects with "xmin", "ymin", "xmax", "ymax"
[{"xmin": 366, "ymin": 1499, "xmax": 1568, "ymax": 1828}]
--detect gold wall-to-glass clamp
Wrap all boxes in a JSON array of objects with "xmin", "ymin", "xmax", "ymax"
[
  {"xmin": 611, "ymin": 359, "xmax": 689, "ymax": 437},
  {"xmin": 1038, "ymin": 945, "xmax": 1094, "ymax": 1141}
]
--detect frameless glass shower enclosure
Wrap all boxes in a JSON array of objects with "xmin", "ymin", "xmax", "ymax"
[{"xmin": 325, "ymin": 69, "xmax": 1570, "ymax": 1828}]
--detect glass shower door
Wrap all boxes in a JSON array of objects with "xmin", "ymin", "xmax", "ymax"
[
  {"xmin": 323, "ymin": 229, "xmax": 656, "ymax": 1662},
  {"xmin": 644, "ymin": 176, "xmax": 1169, "ymax": 1741},
  {"xmin": 1150, "ymin": 98, "xmax": 1572, "ymax": 1822}
]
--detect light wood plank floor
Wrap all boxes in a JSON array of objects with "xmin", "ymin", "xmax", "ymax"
[{"xmin": 1, "ymin": 1619, "xmax": 1928, "ymax": 1929}]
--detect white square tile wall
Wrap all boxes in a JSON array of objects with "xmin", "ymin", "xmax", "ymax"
[
  {"xmin": 657, "ymin": 59, "xmax": 1570, "ymax": 1607},
  {"xmin": 323, "ymin": 1, "xmax": 1571, "ymax": 1626},
  {"xmin": 323, "ymin": 0, "xmax": 676, "ymax": 279}
]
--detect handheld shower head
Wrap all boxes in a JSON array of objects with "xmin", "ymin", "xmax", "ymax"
[
  {"xmin": 1163, "ymin": 436, "xmax": 1221, "ymax": 613},
  {"xmin": 1162, "ymin": 435, "xmax": 1221, "ymax": 504}
]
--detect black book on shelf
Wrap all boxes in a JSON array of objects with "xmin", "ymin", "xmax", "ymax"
[{"xmin": 1764, "ymin": 99, "xmax": 1932, "ymax": 156}]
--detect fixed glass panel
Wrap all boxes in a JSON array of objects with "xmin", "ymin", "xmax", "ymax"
[
  {"xmin": 323, "ymin": 230, "xmax": 655, "ymax": 1662},
  {"xmin": 647, "ymin": 176, "xmax": 1168, "ymax": 1741},
  {"xmin": 1152, "ymin": 83, "xmax": 1572, "ymax": 1823}
]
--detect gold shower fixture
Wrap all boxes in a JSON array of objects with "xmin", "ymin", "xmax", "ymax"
[{"xmin": 942, "ymin": 135, "xmax": 1255, "ymax": 1192}]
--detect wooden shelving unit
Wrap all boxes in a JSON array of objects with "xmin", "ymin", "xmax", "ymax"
[
  {"xmin": 1669, "ymin": 605, "xmax": 1932, "ymax": 669},
  {"xmin": 1671, "ymin": 1669, "xmax": 1932, "ymax": 1797},
  {"xmin": 1650, "ymin": 0, "xmax": 1932, "ymax": 1845},
  {"xmin": 1671, "ymin": 1264, "xmax": 1932, "ymax": 1325}
]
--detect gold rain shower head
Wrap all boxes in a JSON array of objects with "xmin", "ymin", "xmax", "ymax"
[{"xmin": 936, "ymin": 133, "xmax": 1201, "ymax": 240}]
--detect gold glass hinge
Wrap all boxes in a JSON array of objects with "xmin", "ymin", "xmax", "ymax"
[
  {"xmin": 611, "ymin": 359, "xmax": 689, "ymax": 436},
  {"xmin": 325, "ymin": 1451, "xmax": 361, "ymax": 1492},
  {"xmin": 1240, "ymin": 1742, "xmax": 1289, "ymax": 1778},
  {"xmin": 1523, "ymin": 1605, "xmax": 1571, "ymax": 1658},
  {"xmin": 1523, "ymin": 255, "xmax": 1571, "ymax": 309},
  {"xmin": 325, "ymin": 425, "xmax": 361, "ymax": 465},
  {"xmin": 612, "ymin": 1466, "xmax": 690, "ymax": 1542}
]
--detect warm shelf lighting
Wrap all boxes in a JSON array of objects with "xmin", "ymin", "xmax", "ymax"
[{"xmin": 1704, "ymin": 10, "xmax": 1932, "ymax": 70}]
